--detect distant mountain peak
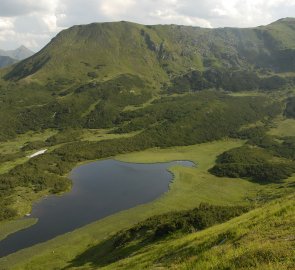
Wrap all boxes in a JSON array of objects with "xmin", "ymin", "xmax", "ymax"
[
  {"xmin": 18, "ymin": 45, "xmax": 30, "ymax": 50},
  {"xmin": 12, "ymin": 45, "xmax": 34, "ymax": 60},
  {"xmin": 0, "ymin": 45, "xmax": 34, "ymax": 62}
]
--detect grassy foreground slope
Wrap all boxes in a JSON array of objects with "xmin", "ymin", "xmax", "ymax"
[{"xmin": 100, "ymin": 192, "xmax": 295, "ymax": 270}]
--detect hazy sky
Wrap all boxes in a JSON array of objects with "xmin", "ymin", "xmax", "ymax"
[{"xmin": 0, "ymin": 0, "xmax": 294, "ymax": 51}]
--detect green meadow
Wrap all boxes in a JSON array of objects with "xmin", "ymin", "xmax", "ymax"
[{"xmin": 0, "ymin": 219, "xmax": 37, "ymax": 242}]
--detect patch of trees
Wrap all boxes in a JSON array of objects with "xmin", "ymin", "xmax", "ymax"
[
  {"xmin": 45, "ymin": 129, "xmax": 82, "ymax": 146},
  {"xmin": 21, "ymin": 130, "xmax": 82, "ymax": 151},
  {"xmin": 21, "ymin": 140, "xmax": 47, "ymax": 151},
  {"xmin": 113, "ymin": 204, "xmax": 248, "ymax": 246},
  {"xmin": 0, "ymin": 74, "xmax": 152, "ymax": 140},
  {"xmin": 168, "ymin": 69, "xmax": 292, "ymax": 93},
  {"xmin": 230, "ymin": 126, "xmax": 269, "ymax": 141},
  {"xmin": 248, "ymin": 135, "xmax": 295, "ymax": 161},
  {"xmin": 115, "ymin": 92, "xmax": 281, "ymax": 147},
  {"xmin": 284, "ymin": 97, "xmax": 295, "ymax": 118},
  {"xmin": 0, "ymin": 152, "xmax": 25, "ymax": 163},
  {"xmin": 0, "ymin": 200, "xmax": 17, "ymax": 221},
  {"xmin": 83, "ymin": 75, "xmax": 151, "ymax": 129},
  {"xmin": 210, "ymin": 145, "xmax": 295, "ymax": 183}
]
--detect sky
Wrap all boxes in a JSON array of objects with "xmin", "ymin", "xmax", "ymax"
[{"xmin": 0, "ymin": 0, "xmax": 294, "ymax": 51}]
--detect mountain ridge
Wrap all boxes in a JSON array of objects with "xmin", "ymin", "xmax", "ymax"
[
  {"xmin": 4, "ymin": 18, "xmax": 295, "ymax": 82},
  {"xmin": 0, "ymin": 45, "xmax": 34, "ymax": 68},
  {"xmin": 0, "ymin": 45, "xmax": 34, "ymax": 61}
]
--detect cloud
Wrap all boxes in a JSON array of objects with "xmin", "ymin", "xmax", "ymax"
[
  {"xmin": 0, "ymin": 18, "xmax": 14, "ymax": 31},
  {"xmin": 101, "ymin": 0, "xmax": 136, "ymax": 17},
  {"xmin": 149, "ymin": 9, "xmax": 212, "ymax": 27},
  {"xmin": 0, "ymin": 0, "xmax": 56, "ymax": 17},
  {"xmin": 0, "ymin": 0, "xmax": 294, "ymax": 51}
]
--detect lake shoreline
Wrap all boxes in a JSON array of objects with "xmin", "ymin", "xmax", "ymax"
[{"xmin": 0, "ymin": 159, "xmax": 195, "ymax": 258}]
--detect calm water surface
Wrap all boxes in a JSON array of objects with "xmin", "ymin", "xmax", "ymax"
[{"xmin": 0, "ymin": 159, "xmax": 194, "ymax": 257}]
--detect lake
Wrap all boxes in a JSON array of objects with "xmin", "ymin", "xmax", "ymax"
[{"xmin": 0, "ymin": 159, "xmax": 194, "ymax": 258}]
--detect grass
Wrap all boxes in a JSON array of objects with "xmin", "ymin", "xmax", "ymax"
[
  {"xmin": 101, "ymin": 192, "xmax": 295, "ymax": 270},
  {"xmin": 0, "ymin": 218, "xmax": 37, "ymax": 242},
  {"xmin": 123, "ymin": 96, "xmax": 159, "ymax": 112},
  {"xmin": 1, "ymin": 139, "xmax": 293, "ymax": 269},
  {"xmin": 268, "ymin": 118, "xmax": 295, "ymax": 137},
  {"xmin": 227, "ymin": 91, "xmax": 267, "ymax": 97},
  {"xmin": 0, "ymin": 156, "xmax": 29, "ymax": 175},
  {"xmin": 0, "ymin": 130, "xmax": 56, "ymax": 155},
  {"xmin": 80, "ymin": 129, "xmax": 139, "ymax": 142},
  {"xmin": 0, "ymin": 129, "xmax": 57, "ymax": 174},
  {"xmin": 81, "ymin": 99, "xmax": 101, "ymax": 117},
  {"xmin": 116, "ymin": 140, "xmax": 260, "ymax": 206},
  {"xmin": 8, "ymin": 187, "xmax": 51, "ymax": 218}
]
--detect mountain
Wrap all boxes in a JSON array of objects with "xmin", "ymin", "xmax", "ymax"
[
  {"xmin": 3, "ymin": 18, "xmax": 295, "ymax": 82},
  {"xmin": 0, "ymin": 19, "xmax": 294, "ymax": 140},
  {"xmin": 0, "ymin": 55, "xmax": 17, "ymax": 68},
  {"xmin": 0, "ymin": 45, "xmax": 34, "ymax": 61},
  {"xmin": 0, "ymin": 45, "xmax": 34, "ymax": 68}
]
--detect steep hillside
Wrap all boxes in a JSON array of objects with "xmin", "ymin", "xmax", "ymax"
[
  {"xmin": 4, "ymin": 18, "xmax": 295, "ymax": 83},
  {"xmin": 80, "ymin": 192, "xmax": 295, "ymax": 270},
  {"xmin": 1, "ymin": 19, "xmax": 295, "ymax": 141}
]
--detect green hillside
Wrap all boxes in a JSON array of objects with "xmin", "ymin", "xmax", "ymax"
[
  {"xmin": 1, "ymin": 19, "xmax": 295, "ymax": 140},
  {"xmin": 4, "ymin": 18, "xmax": 295, "ymax": 82},
  {"xmin": 76, "ymin": 192, "xmax": 295, "ymax": 270},
  {"xmin": 0, "ymin": 18, "xmax": 294, "ymax": 269}
]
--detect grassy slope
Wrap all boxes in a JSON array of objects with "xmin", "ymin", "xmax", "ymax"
[
  {"xmin": 0, "ymin": 130, "xmax": 56, "ymax": 156},
  {"xmin": 1, "ymin": 19, "xmax": 294, "ymax": 142},
  {"xmin": 102, "ymin": 192, "xmax": 295, "ymax": 270},
  {"xmin": 0, "ymin": 130, "xmax": 56, "ymax": 174},
  {"xmin": 1, "ymin": 138, "xmax": 294, "ymax": 269},
  {"xmin": 268, "ymin": 118, "xmax": 295, "ymax": 137},
  {"xmin": 0, "ymin": 219, "xmax": 37, "ymax": 242},
  {"xmin": 6, "ymin": 22, "xmax": 168, "ymax": 84},
  {"xmin": 4, "ymin": 19, "xmax": 295, "ymax": 84}
]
